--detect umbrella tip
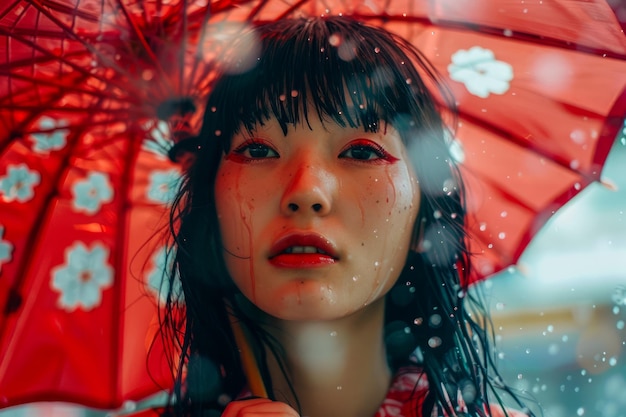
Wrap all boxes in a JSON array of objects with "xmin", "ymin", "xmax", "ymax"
[{"xmin": 600, "ymin": 178, "xmax": 619, "ymax": 191}]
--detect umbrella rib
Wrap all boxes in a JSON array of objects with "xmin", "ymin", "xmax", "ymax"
[
  {"xmin": 0, "ymin": 27, "xmax": 141, "ymax": 96},
  {"xmin": 114, "ymin": 0, "xmax": 173, "ymax": 97},
  {"xmin": 184, "ymin": 5, "xmax": 214, "ymax": 94},
  {"xmin": 455, "ymin": 108, "xmax": 605, "ymax": 183},
  {"xmin": 349, "ymin": 13, "xmax": 626, "ymax": 60},
  {"xmin": 1, "ymin": 5, "xmax": 143, "ymax": 94}
]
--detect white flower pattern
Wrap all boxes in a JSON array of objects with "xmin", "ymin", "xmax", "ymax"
[
  {"xmin": 30, "ymin": 116, "xmax": 69, "ymax": 153},
  {"xmin": 147, "ymin": 169, "xmax": 182, "ymax": 205},
  {"xmin": 51, "ymin": 241, "xmax": 113, "ymax": 311},
  {"xmin": 72, "ymin": 171, "xmax": 114, "ymax": 214},
  {"xmin": 142, "ymin": 120, "xmax": 174, "ymax": 160},
  {"xmin": 448, "ymin": 46, "xmax": 514, "ymax": 98},
  {"xmin": 0, "ymin": 163, "xmax": 41, "ymax": 203},
  {"xmin": 146, "ymin": 246, "xmax": 184, "ymax": 304},
  {"xmin": 0, "ymin": 226, "xmax": 13, "ymax": 272}
]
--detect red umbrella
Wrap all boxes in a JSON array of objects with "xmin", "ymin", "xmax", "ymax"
[{"xmin": 1, "ymin": 0, "xmax": 625, "ymax": 411}]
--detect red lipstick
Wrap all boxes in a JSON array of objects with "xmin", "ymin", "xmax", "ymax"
[{"xmin": 269, "ymin": 233, "xmax": 338, "ymax": 268}]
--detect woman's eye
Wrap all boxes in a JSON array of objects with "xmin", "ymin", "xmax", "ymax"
[
  {"xmin": 339, "ymin": 140, "xmax": 398, "ymax": 163},
  {"xmin": 229, "ymin": 141, "xmax": 279, "ymax": 162}
]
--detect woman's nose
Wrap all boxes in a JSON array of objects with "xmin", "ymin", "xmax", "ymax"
[{"xmin": 280, "ymin": 161, "xmax": 337, "ymax": 217}]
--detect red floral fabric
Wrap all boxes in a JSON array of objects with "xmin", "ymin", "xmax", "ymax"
[{"xmin": 374, "ymin": 367, "xmax": 429, "ymax": 417}]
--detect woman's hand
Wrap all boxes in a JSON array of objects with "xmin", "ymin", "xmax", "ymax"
[{"xmin": 222, "ymin": 398, "xmax": 300, "ymax": 416}]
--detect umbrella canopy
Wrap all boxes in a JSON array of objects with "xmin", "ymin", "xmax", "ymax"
[{"xmin": 1, "ymin": 0, "xmax": 625, "ymax": 411}]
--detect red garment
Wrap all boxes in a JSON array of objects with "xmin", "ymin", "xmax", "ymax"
[{"xmin": 375, "ymin": 368, "xmax": 429, "ymax": 417}]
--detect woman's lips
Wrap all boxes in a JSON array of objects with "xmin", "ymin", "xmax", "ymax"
[{"xmin": 269, "ymin": 233, "xmax": 338, "ymax": 268}]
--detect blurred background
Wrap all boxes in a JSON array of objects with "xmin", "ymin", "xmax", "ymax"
[{"xmin": 1, "ymin": 128, "xmax": 624, "ymax": 417}]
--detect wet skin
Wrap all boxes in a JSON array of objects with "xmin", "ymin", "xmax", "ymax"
[{"xmin": 215, "ymin": 115, "xmax": 420, "ymax": 321}]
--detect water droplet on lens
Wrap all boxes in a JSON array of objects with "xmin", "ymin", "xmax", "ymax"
[{"xmin": 428, "ymin": 336, "xmax": 442, "ymax": 348}]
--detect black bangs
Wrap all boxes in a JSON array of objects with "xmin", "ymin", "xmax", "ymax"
[{"xmin": 200, "ymin": 16, "xmax": 447, "ymax": 151}]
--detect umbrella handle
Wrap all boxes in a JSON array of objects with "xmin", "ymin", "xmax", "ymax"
[{"xmin": 226, "ymin": 301, "xmax": 268, "ymax": 398}]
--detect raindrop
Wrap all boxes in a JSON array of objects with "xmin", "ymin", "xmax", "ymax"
[
  {"xmin": 496, "ymin": 302, "xmax": 505, "ymax": 311},
  {"xmin": 214, "ymin": 130, "xmax": 222, "ymax": 137},
  {"xmin": 374, "ymin": 261, "xmax": 380, "ymax": 267},
  {"xmin": 352, "ymin": 276, "xmax": 358, "ymax": 282},
  {"xmin": 122, "ymin": 401, "xmax": 137, "ymax": 412},
  {"xmin": 279, "ymin": 94, "xmax": 287, "ymax": 102},
  {"xmin": 374, "ymin": 47, "xmax": 381, "ymax": 53},
  {"xmin": 428, "ymin": 336, "xmax": 442, "ymax": 348},
  {"xmin": 574, "ymin": 182, "xmax": 581, "ymax": 190},
  {"xmin": 548, "ymin": 343, "xmax": 559, "ymax": 355},
  {"xmin": 570, "ymin": 129, "xmax": 586, "ymax": 144},
  {"xmin": 336, "ymin": 385, "xmax": 343, "ymax": 390},
  {"xmin": 142, "ymin": 69, "xmax": 154, "ymax": 80},
  {"xmin": 562, "ymin": 335, "xmax": 569, "ymax": 342},
  {"xmin": 330, "ymin": 331, "xmax": 337, "ymax": 337},
  {"xmin": 405, "ymin": 78, "xmax": 412, "ymax": 84},
  {"xmin": 498, "ymin": 232, "xmax": 506, "ymax": 240},
  {"xmin": 211, "ymin": 106, "xmax": 217, "ymax": 112},
  {"xmin": 500, "ymin": 211, "xmax": 508, "ymax": 218},
  {"xmin": 503, "ymin": 29, "xmax": 513, "ymax": 37},
  {"xmin": 616, "ymin": 320, "xmax": 624, "ymax": 330},
  {"xmin": 414, "ymin": 317, "xmax": 424, "ymax": 325},
  {"xmin": 433, "ymin": 210, "xmax": 442, "ymax": 219},
  {"xmin": 609, "ymin": 357, "xmax": 618, "ymax": 366},
  {"xmin": 612, "ymin": 286, "xmax": 626, "ymax": 305},
  {"xmin": 479, "ymin": 223, "xmax": 487, "ymax": 231},
  {"xmin": 570, "ymin": 159, "xmax": 580, "ymax": 169},
  {"xmin": 290, "ymin": 90, "xmax": 299, "ymax": 98},
  {"xmin": 577, "ymin": 408, "xmax": 584, "ymax": 416},
  {"xmin": 547, "ymin": 325, "xmax": 554, "ymax": 332},
  {"xmin": 613, "ymin": 306, "xmax": 620, "ymax": 315},
  {"xmin": 429, "ymin": 314, "xmax": 442, "ymax": 327}
]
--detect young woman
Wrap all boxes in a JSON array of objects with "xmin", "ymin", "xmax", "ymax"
[{"xmin": 159, "ymin": 16, "xmax": 532, "ymax": 417}]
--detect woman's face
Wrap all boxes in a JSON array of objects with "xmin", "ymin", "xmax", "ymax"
[{"xmin": 215, "ymin": 114, "xmax": 420, "ymax": 321}]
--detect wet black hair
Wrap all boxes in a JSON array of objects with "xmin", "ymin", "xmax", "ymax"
[{"xmin": 160, "ymin": 16, "xmax": 533, "ymax": 417}]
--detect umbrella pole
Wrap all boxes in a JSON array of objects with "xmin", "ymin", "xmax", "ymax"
[{"xmin": 226, "ymin": 302, "xmax": 268, "ymax": 398}]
